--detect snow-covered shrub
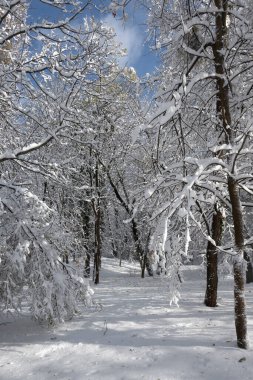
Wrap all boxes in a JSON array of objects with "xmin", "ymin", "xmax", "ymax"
[{"xmin": 0, "ymin": 184, "xmax": 92, "ymax": 324}]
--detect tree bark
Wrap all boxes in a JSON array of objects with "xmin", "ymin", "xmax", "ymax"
[
  {"xmin": 205, "ymin": 207, "xmax": 224, "ymax": 307},
  {"xmin": 244, "ymin": 251, "xmax": 253, "ymax": 284},
  {"xmin": 93, "ymin": 206, "xmax": 101, "ymax": 284},
  {"xmin": 131, "ymin": 219, "xmax": 153, "ymax": 278},
  {"xmin": 93, "ymin": 159, "xmax": 101, "ymax": 285},
  {"xmin": 141, "ymin": 254, "xmax": 146, "ymax": 278},
  {"xmin": 131, "ymin": 219, "xmax": 145, "ymax": 277},
  {"xmin": 228, "ymin": 177, "xmax": 248, "ymax": 349},
  {"xmin": 213, "ymin": 0, "xmax": 248, "ymax": 348}
]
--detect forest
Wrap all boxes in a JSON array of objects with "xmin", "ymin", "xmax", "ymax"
[{"xmin": 1, "ymin": 1, "xmax": 253, "ymax": 378}]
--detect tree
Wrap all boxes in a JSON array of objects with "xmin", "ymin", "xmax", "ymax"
[
  {"xmin": 96, "ymin": 72, "xmax": 156, "ymax": 277},
  {"xmin": 0, "ymin": 0, "xmax": 124, "ymax": 321},
  {"xmin": 145, "ymin": 0, "xmax": 253, "ymax": 348}
]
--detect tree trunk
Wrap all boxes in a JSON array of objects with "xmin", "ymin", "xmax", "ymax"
[
  {"xmin": 204, "ymin": 207, "xmax": 224, "ymax": 307},
  {"xmin": 131, "ymin": 219, "xmax": 153, "ymax": 278},
  {"xmin": 145, "ymin": 257, "xmax": 154, "ymax": 277},
  {"xmin": 84, "ymin": 253, "xmax": 90, "ymax": 278},
  {"xmin": 93, "ymin": 160, "xmax": 101, "ymax": 285},
  {"xmin": 141, "ymin": 254, "xmax": 146, "ymax": 278},
  {"xmin": 228, "ymin": 177, "xmax": 248, "ymax": 349},
  {"xmin": 244, "ymin": 251, "xmax": 253, "ymax": 284},
  {"xmin": 131, "ymin": 219, "xmax": 145, "ymax": 277},
  {"xmin": 213, "ymin": 0, "xmax": 248, "ymax": 349},
  {"xmin": 93, "ymin": 205, "xmax": 101, "ymax": 284}
]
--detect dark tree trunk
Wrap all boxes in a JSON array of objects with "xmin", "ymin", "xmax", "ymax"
[
  {"xmin": 205, "ymin": 242, "xmax": 218, "ymax": 307},
  {"xmin": 93, "ymin": 160, "xmax": 101, "ymax": 285},
  {"xmin": 93, "ymin": 205, "xmax": 101, "ymax": 284},
  {"xmin": 212, "ymin": 0, "xmax": 248, "ymax": 349},
  {"xmin": 204, "ymin": 207, "xmax": 224, "ymax": 307},
  {"xmin": 244, "ymin": 251, "xmax": 253, "ymax": 284},
  {"xmin": 84, "ymin": 253, "xmax": 90, "ymax": 278},
  {"xmin": 108, "ymin": 208, "xmax": 118, "ymax": 258},
  {"xmin": 131, "ymin": 219, "xmax": 145, "ymax": 277},
  {"xmin": 145, "ymin": 257, "xmax": 154, "ymax": 277},
  {"xmin": 141, "ymin": 254, "xmax": 146, "ymax": 279},
  {"xmin": 131, "ymin": 219, "xmax": 153, "ymax": 278},
  {"xmin": 228, "ymin": 177, "xmax": 248, "ymax": 349}
]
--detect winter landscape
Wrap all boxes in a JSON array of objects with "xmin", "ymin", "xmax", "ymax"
[
  {"xmin": 1, "ymin": 258, "xmax": 253, "ymax": 380},
  {"xmin": 1, "ymin": 0, "xmax": 253, "ymax": 379}
]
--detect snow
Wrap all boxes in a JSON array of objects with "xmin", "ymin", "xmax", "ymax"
[{"xmin": 1, "ymin": 258, "xmax": 253, "ymax": 380}]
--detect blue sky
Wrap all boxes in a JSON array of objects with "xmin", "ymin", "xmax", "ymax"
[
  {"xmin": 103, "ymin": 13, "xmax": 159, "ymax": 76},
  {"xmin": 28, "ymin": 0, "xmax": 159, "ymax": 77}
]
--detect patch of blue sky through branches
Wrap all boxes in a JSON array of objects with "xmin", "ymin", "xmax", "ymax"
[{"xmin": 28, "ymin": 0, "xmax": 159, "ymax": 77}]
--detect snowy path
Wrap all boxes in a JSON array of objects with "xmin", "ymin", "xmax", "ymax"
[{"xmin": 1, "ymin": 258, "xmax": 253, "ymax": 380}]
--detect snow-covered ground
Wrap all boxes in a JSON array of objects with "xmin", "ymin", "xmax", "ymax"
[{"xmin": 1, "ymin": 258, "xmax": 253, "ymax": 380}]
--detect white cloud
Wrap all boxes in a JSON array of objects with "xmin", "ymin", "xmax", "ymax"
[{"xmin": 103, "ymin": 15, "xmax": 143, "ymax": 67}]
